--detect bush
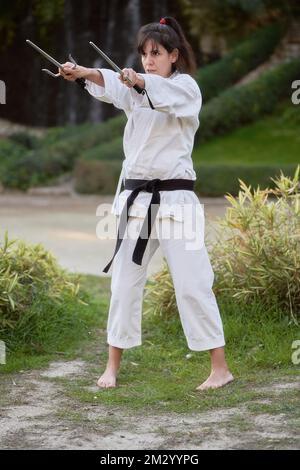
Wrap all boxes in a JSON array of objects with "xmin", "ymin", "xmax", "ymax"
[
  {"xmin": 196, "ymin": 58, "xmax": 300, "ymax": 144},
  {"xmin": 42, "ymin": 114, "xmax": 126, "ymax": 150},
  {"xmin": 210, "ymin": 165, "xmax": 300, "ymax": 320},
  {"xmin": 73, "ymin": 159, "xmax": 298, "ymax": 198},
  {"xmin": 0, "ymin": 139, "xmax": 30, "ymax": 187},
  {"xmin": 0, "ymin": 116, "xmax": 126, "ymax": 190},
  {"xmin": 279, "ymin": 104, "xmax": 300, "ymax": 127},
  {"xmin": 80, "ymin": 136, "xmax": 123, "ymax": 161},
  {"xmin": 1, "ymin": 150, "xmax": 54, "ymax": 189},
  {"xmin": 73, "ymin": 159, "xmax": 122, "ymax": 194},
  {"xmin": 196, "ymin": 23, "xmax": 284, "ymax": 102},
  {"xmin": 8, "ymin": 132, "xmax": 39, "ymax": 150},
  {"xmin": 144, "ymin": 167, "xmax": 300, "ymax": 321},
  {"xmin": 0, "ymin": 139, "xmax": 26, "ymax": 168},
  {"xmin": 0, "ymin": 232, "xmax": 88, "ymax": 352},
  {"xmin": 193, "ymin": 163, "xmax": 298, "ymax": 197}
]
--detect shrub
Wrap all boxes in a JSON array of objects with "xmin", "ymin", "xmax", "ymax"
[
  {"xmin": 0, "ymin": 139, "xmax": 26, "ymax": 167},
  {"xmin": 196, "ymin": 58, "xmax": 300, "ymax": 143},
  {"xmin": 73, "ymin": 159, "xmax": 122, "ymax": 194},
  {"xmin": 196, "ymin": 23, "xmax": 284, "ymax": 102},
  {"xmin": 1, "ymin": 150, "xmax": 54, "ymax": 189},
  {"xmin": 42, "ymin": 114, "xmax": 126, "ymax": 150},
  {"xmin": 144, "ymin": 166, "xmax": 300, "ymax": 321},
  {"xmin": 8, "ymin": 132, "xmax": 39, "ymax": 150},
  {"xmin": 0, "ymin": 232, "xmax": 88, "ymax": 351},
  {"xmin": 279, "ymin": 104, "xmax": 300, "ymax": 127},
  {"xmin": 0, "ymin": 139, "xmax": 29, "ymax": 187},
  {"xmin": 0, "ymin": 116, "xmax": 126, "ymax": 190},
  {"xmin": 210, "ymin": 165, "xmax": 300, "ymax": 320},
  {"xmin": 144, "ymin": 265, "xmax": 176, "ymax": 320},
  {"xmin": 193, "ymin": 163, "xmax": 298, "ymax": 197},
  {"xmin": 80, "ymin": 136, "xmax": 123, "ymax": 161}
]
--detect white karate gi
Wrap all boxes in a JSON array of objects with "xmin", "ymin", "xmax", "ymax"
[{"xmin": 85, "ymin": 69, "xmax": 225, "ymax": 351}]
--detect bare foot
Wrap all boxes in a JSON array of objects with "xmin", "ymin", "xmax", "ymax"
[
  {"xmin": 97, "ymin": 368, "xmax": 117, "ymax": 388},
  {"xmin": 196, "ymin": 369, "xmax": 234, "ymax": 391}
]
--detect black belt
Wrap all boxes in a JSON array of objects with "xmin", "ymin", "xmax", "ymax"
[{"xmin": 103, "ymin": 178, "xmax": 195, "ymax": 273}]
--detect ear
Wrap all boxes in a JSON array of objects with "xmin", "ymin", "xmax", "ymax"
[{"xmin": 171, "ymin": 48, "xmax": 179, "ymax": 63}]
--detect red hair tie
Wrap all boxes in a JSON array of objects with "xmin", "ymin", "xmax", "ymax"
[{"xmin": 159, "ymin": 18, "xmax": 166, "ymax": 24}]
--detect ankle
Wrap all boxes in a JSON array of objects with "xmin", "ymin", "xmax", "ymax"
[
  {"xmin": 106, "ymin": 362, "xmax": 119, "ymax": 373},
  {"xmin": 211, "ymin": 366, "xmax": 231, "ymax": 375}
]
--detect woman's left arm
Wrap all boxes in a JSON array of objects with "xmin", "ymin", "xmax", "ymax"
[{"xmin": 142, "ymin": 74, "xmax": 202, "ymax": 118}]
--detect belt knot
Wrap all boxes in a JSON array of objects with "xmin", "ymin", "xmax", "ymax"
[{"xmin": 144, "ymin": 178, "xmax": 161, "ymax": 193}]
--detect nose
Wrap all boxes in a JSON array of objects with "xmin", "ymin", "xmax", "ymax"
[{"xmin": 143, "ymin": 54, "xmax": 154, "ymax": 66}]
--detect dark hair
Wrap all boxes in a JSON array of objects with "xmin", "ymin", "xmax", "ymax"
[{"xmin": 136, "ymin": 16, "xmax": 197, "ymax": 77}]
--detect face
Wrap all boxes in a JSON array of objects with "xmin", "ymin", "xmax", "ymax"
[{"xmin": 141, "ymin": 39, "xmax": 178, "ymax": 78}]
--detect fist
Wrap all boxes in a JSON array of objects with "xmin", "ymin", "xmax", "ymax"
[
  {"xmin": 118, "ymin": 68, "xmax": 139, "ymax": 87},
  {"xmin": 59, "ymin": 62, "xmax": 87, "ymax": 81}
]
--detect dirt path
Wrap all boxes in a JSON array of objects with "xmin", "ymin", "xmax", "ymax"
[{"xmin": 1, "ymin": 358, "xmax": 299, "ymax": 450}]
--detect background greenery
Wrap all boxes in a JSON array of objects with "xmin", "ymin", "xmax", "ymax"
[{"xmin": 1, "ymin": 24, "xmax": 299, "ymax": 196}]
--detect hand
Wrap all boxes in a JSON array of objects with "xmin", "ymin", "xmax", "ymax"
[
  {"xmin": 58, "ymin": 62, "xmax": 88, "ymax": 81},
  {"xmin": 118, "ymin": 68, "xmax": 141, "ymax": 88}
]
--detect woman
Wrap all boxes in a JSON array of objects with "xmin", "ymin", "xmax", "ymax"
[{"xmin": 60, "ymin": 16, "xmax": 234, "ymax": 391}]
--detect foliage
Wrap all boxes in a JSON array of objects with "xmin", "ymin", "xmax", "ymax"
[
  {"xmin": 180, "ymin": 0, "xmax": 300, "ymax": 45},
  {"xmin": 145, "ymin": 167, "xmax": 300, "ymax": 322},
  {"xmin": 211, "ymin": 165, "xmax": 300, "ymax": 321},
  {"xmin": 0, "ymin": 231, "xmax": 85, "ymax": 335},
  {"xmin": 0, "ymin": 116, "xmax": 126, "ymax": 190},
  {"xmin": 193, "ymin": 164, "xmax": 298, "ymax": 197},
  {"xmin": 73, "ymin": 159, "xmax": 121, "ymax": 194},
  {"xmin": 196, "ymin": 23, "xmax": 284, "ymax": 102},
  {"xmin": 196, "ymin": 58, "xmax": 300, "ymax": 143},
  {"xmin": 0, "ymin": 0, "xmax": 65, "ymax": 50}
]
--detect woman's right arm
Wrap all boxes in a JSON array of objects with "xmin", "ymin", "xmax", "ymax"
[{"xmin": 59, "ymin": 62, "xmax": 104, "ymax": 87}]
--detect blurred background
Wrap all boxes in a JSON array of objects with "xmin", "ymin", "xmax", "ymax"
[{"xmin": 0, "ymin": 0, "xmax": 299, "ymax": 274}]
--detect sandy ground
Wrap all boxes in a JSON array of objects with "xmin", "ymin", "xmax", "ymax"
[
  {"xmin": 0, "ymin": 358, "xmax": 299, "ymax": 450},
  {"xmin": 0, "ymin": 191, "xmax": 229, "ymax": 277}
]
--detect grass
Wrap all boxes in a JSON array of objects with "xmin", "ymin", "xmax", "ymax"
[
  {"xmin": 0, "ymin": 275, "xmax": 110, "ymax": 373},
  {"xmin": 1, "ymin": 274, "xmax": 299, "ymax": 415},
  {"xmin": 76, "ymin": 294, "xmax": 299, "ymax": 413},
  {"xmin": 193, "ymin": 101, "xmax": 300, "ymax": 166}
]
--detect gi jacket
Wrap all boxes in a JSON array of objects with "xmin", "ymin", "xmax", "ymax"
[{"xmin": 85, "ymin": 69, "xmax": 203, "ymax": 222}]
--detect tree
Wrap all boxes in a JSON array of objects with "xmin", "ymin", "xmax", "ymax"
[{"xmin": 179, "ymin": 0, "xmax": 300, "ymax": 49}]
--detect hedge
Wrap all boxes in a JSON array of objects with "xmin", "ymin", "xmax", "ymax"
[
  {"xmin": 73, "ymin": 159, "xmax": 122, "ymax": 194},
  {"xmin": 196, "ymin": 58, "xmax": 300, "ymax": 144},
  {"xmin": 73, "ymin": 158, "xmax": 298, "ymax": 198},
  {"xmin": 196, "ymin": 22, "xmax": 285, "ymax": 102}
]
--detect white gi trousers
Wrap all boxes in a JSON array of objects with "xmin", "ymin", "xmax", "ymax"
[{"xmin": 106, "ymin": 214, "xmax": 225, "ymax": 351}]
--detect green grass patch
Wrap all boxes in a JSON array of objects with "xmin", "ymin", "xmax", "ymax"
[
  {"xmin": 51, "ymin": 277, "xmax": 299, "ymax": 414},
  {"xmin": 0, "ymin": 275, "xmax": 111, "ymax": 374},
  {"xmin": 193, "ymin": 101, "xmax": 300, "ymax": 165},
  {"xmin": 1, "ymin": 274, "xmax": 299, "ymax": 415}
]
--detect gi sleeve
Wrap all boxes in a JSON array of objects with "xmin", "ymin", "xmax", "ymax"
[
  {"xmin": 132, "ymin": 73, "xmax": 202, "ymax": 119},
  {"xmin": 85, "ymin": 68, "xmax": 133, "ymax": 112}
]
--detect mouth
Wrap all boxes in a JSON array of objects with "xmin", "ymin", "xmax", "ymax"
[{"xmin": 146, "ymin": 70, "xmax": 156, "ymax": 73}]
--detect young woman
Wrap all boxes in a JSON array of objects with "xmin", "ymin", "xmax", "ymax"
[{"xmin": 60, "ymin": 17, "xmax": 234, "ymax": 391}]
